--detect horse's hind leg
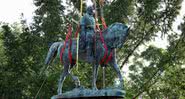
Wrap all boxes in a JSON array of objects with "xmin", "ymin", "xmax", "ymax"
[
  {"xmin": 92, "ymin": 63, "xmax": 99, "ymax": 90},
  {"xmin": 69, "ymin": 64, "xmax": 80, "ymax": 88},
  {"xmin": 58, "ymin": 64, "xmax": 70, "ymax": 95}
]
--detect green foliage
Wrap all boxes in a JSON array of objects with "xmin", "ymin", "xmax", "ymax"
[
  {"xmin": 126, "ymin": 17, "xmax": 185, "ymax": 98},
  {"xmin": 1, "ymin": 25, "xmax": 28, "ymax": 98},
  {"xmin": 104, "ymin": 0, "xmax": 135, "ymax": 24},
  {"xmin": 32, "ymin": 0, "xmax": 65, "ymax": 42}
]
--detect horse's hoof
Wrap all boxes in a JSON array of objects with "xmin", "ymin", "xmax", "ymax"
[
  {"xmin": 118, "ymin": 86, "xmax": 123, "ymax": 89},
  {"xmin": 75, "ymin": 83, "xmax": 81, "ymax": 88},
  {"xmin": 92, "ymin": 87, "xmax": 98, "ymax": 91},
  {"xmin": 117, "ymin": 84, "xmax": 124, "ymax": 89},
  {"xmin": 75, "ymin": 85, "xmax": 85, "ymax": 90},
  {"xmin": 58, "ymin": 92, "xmax": 62, "ymax": 95},
  {"xmin": 76, "ymin": 85, "xmax": 82, "ymax": 88},
  {"xmin": 57, "ymin": 89, "xmax": 62, "ymax": 95}
]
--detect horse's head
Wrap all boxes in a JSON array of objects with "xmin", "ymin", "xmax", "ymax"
[{"xmin": 104, "ymin": 22, "xmax": 129, "ymax": 49}]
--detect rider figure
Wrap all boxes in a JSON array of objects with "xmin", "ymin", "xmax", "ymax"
[{"xmin": 80, "ymin": 6, "xmax": 95, "ymax": 62}]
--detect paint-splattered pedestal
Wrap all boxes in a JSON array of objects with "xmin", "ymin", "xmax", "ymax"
[
  {"xmin": 52, "ymin": 96, "xmax": 124, "ymax": 99},
  {"xmin": 51, "ymin": 88, "xmax": 125, "ymax": 99}
]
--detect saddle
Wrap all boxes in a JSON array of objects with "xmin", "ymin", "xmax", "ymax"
[
  {"xmin": 78, "ymin": 29, "xmax": 107, "ymax": 54},
  {"xmin": 79, "ymin": 36, "xmax": 95, "ymax": 54}
]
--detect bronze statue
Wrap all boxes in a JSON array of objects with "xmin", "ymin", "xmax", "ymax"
[{"xmin": 45, "ymin": 22, "xmax": 129, "ymax": 95}]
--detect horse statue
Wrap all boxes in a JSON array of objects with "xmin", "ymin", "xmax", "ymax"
[{"xmin": 45, "ymin": 22, "xmax": 129, "ymax": 95}]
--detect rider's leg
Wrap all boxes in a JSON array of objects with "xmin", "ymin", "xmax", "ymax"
[{"xmin": 86, "ymin": 32, "xmax": 94, "ymax": 62}]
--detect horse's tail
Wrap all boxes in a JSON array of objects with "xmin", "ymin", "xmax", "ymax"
[{"xmin": 45, "ymin": 42, "xmax": 62, "ymax": 65}]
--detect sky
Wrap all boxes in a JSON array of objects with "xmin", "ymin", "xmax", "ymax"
[{"xmin": 0, "ymin": 0, "xmax": 35, "ymax": 24}]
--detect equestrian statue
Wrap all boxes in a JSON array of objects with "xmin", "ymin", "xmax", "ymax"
[{"xmin": 45, "ymin": 6, "xmax": 129, "ymax": 95}]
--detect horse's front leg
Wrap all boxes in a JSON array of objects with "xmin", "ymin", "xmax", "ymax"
[
  {"xmin": 92, "ymin": 63, "xmax": 99, "ymax": 90},
  {"xmin": 111, "ymin": 62, "xmax": 124, "ymax": 89}
]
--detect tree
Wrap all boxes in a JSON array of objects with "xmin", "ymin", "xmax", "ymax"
[
  {"xmin": 126, "ymin": 16, "xmax": 185, "ymax": 98},
  {"xmin": 32, "ymin": 0, "xmax": 65, "ymax": 43},
  {"xmin": 0, "ymin": 24, "xmax": 28, "ymax": 98}
]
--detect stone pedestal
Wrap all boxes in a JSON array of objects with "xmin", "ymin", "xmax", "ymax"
[
  {"xmin": 53, "ymin": 96, "xmax": 124, "ymax": 99},
  {"xmin": 51, "ymin": 88, "xmax": 125, "ymax": 99}
]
